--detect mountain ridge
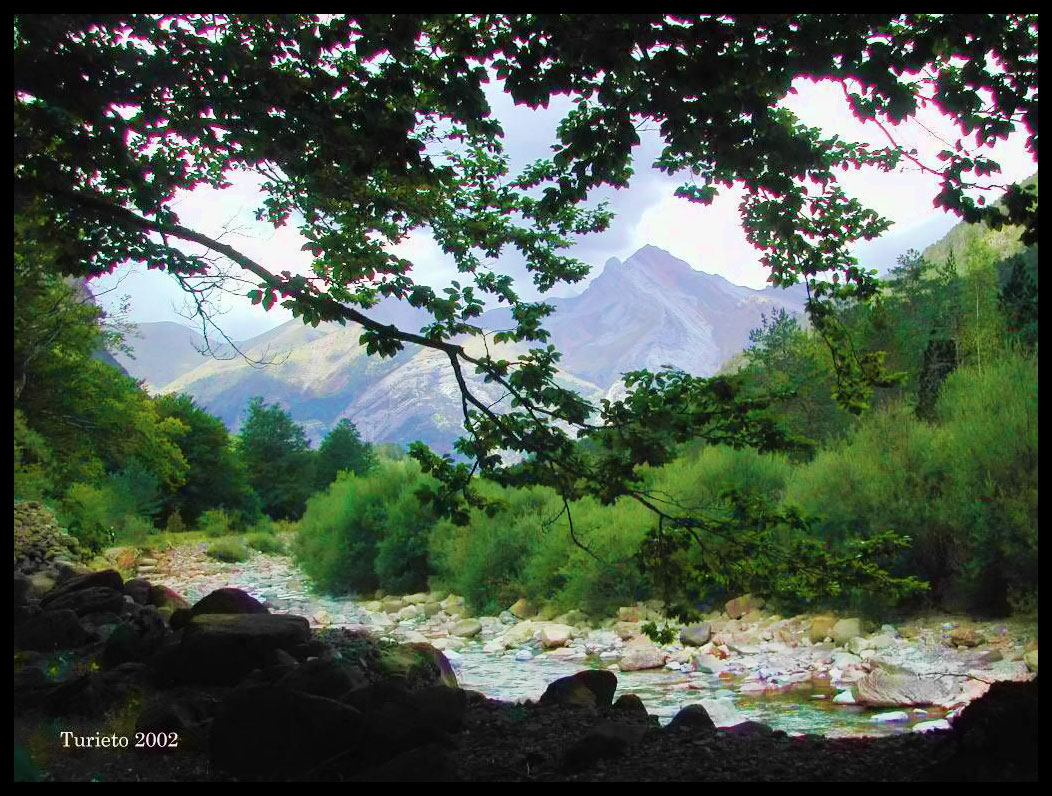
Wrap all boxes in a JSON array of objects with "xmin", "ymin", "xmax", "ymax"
[{"xmin": 112, "ymin": 245, "xmax": 808, "ymax": 450}]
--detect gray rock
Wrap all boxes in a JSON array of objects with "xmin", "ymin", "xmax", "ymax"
[
  {"xmin": 450, "ymin": 618, "xmax": 482, "ymax": 638},
  {"xmin": 39, "ymin": 586, "xmax": 126, "ymax": 618},
  {"xmin": 832, "ymin": 617, "xmax": 863, "ymax": 646},
  {"xmin": 680, "ymin": 622, "xmax": 712, "ymax": 647},
  {"xmin": 540, "ymin": 669, "xmax": 617, "ymax": 708},
  {"xmin": 40, "ymin": 569, "xmax": 124, "ymax": 606},
  {"xmin": 854, "ymin": 669, "xmax": 956, "ymax": 707},
  {"xmin": 667, "ymin": 704, "xmax": 717, "ymax": 734},
  {"xmin": 724, "ymin": 594, "xmax": 764, "ymax": 620},
  {"xmin": 155, "ymin": 613, "xmax": 312, "ymax": 686}
]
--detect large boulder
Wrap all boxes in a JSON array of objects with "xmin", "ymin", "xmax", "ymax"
[
  {"xmin": 276, "ymin": 658, "xmax": 369, "ymax": 700},
  {"xmin": 210, "ymin": 685, "xmax": 366, "ymax": 780},
  {"xmin": 40, "ymin": 569, "xmax": 124, "ymax": 605},
  {"xmin": 189, "ymin": 587, "xmax": 269, "ymax": 616},
  {"xmin": 148, "ymin": 584, "xmax": 190, "ymax": 612},
  {"xmin": 508, "ymin": 598, "xmax": 536, "ymax": 619},
  {"xmin": 854, "ymin": 668, "xmax": 956, "ymax": 707},
  {"xmin": 38, "ymin": 586, "xmax": 126, "ymax": 618},
  {"xmin": 540, "ymin": 670, "xmax": 618, "ymax": 709},
  {"xmin": 101, "ymin": 606, "xmax": 168, "ymax": 666},
  {"xmin": 378, "ymin": 642, "xmax": 458, "ymax": 689},
  {"xmin": 154, "ymin": 613, "xmax": 312, "ymax": 686},
  {"xmin": 919, "ymin": 679, "xmax": 1038, "ymax": 781}
]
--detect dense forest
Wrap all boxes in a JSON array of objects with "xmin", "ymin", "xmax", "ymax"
[{"xmin": 15, "ymin": 185, "xmax": 1038, "ymax": 622}]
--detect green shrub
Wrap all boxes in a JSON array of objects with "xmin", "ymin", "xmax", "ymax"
[
  {"xmin": 165, "ymin": 510, "xmax": 187, "ymax": 534},
  {"xmin": 115, "ymin": 514, "xmax": 156, "ymax": 546},
  {"xmin": 198, "ymin": 509, "xmax": 232, "ymax": 539},
  {"xmin": 205, "ymin": 536, "xmax": 251, "ymax": 562},
  {"xmin": 784, "ymin": 350, "xmax": 1038, "ymax": 615},
  {"xmin": 295, "ymin": 459, "xmax": 437, "ymax": 595},
  {"xmin": 59, "ymin": 482, "xmax": 121, "ymax": 552},
  {"xmin": 245, "ymin": 532, "xmax": 285, "ymax": 555}
]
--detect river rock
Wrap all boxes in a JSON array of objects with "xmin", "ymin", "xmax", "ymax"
[
  {"xmin": 148, "ymin": 584, "xmax": 190, "ymax": 612},
  {"xmin": 276, "ymin": 658, "xmax": 369, "ymax": 699},
  {"xmin": 508, "ymin": 598, "xmax": 536, "ymax": 619},
  {"xmin": 42, "ymin": 586, "xmax": 126, "ymax": 617},
  {"xmin": 396, "ymin": 604, "xmax": 421, "ymax": 621},
  {"xmin": 680, "ymin": 622, "xmax": 712, "ymax": 647},
  {"xmin": 156, "ymin": 613, "xmax": 312, "ymax": 686},
  {"xmin": 949, "ymin": 626, "xmax": 983, "ymax": 647},
  {"xmin": 1023, "ymin": 649, "xmax": 1038, "ymax": 673},
  {"xmin": 612, "ymin": 693, "xmax": 649, "ymax": 717},
  {"xmin": 540, "ymin": 623, "xmax": 573, "ymax": 649},
  {"xmin": 872, "ymin": 710, "xmax": 910, "ymax": 723},
  {"xmin": 913, "ymin": 719, "xmax": 952, "ymax": 733},
  {"xmin": 498, "ymin": 620, "xmax": 535, "ymax": 647},
  {"xmin": 867, "ymin": 633, "xmax": 895, "ymax": 650},
  {"xmin": 561, "ymin": 721, "xmax": 648, "ymax": 773},
  {"xmin": 809, "ymin": 615, "xmax": 837, "ymax": 643},
  {"xmin": 421, "ymin": 601, "xmax": 442, "ymax": 617},
  {"xmin": 854, "ymin": 668, "xmax": 955, "ymax": 707},
  {"xmin": 40, "ymin": 569, "xmax": 124, "ymax": 605},
  {"xmin": 613, "ymin": 621, "xmax": 640, "ymax": 641},
  {"xmin": 541, "ymin": 669, "xmax": 617, "ymax": 708},
  {"xmin": 619, "ymin": 640, "xmax": 666, "ymax": 671},
  {"xmin": 381, "ymin": 598, "xmax": 404, "ymax": 614},
  {"xmin": 450, "ymin": 619, "xmax": 482, "ymax": 638},
  {"xmin": 845, "ymin": 636, "xmax": 869, "ymax": 655},
  {"xmin": 832, "ymin": 618, "xmax": 863, "ymax": 646},
  {"xmin": 666, "ymin": 704, "xmax": 717, "ymax": 734},
  {"xmin": 724, "ymin": 594, "xmax": 764, "ymax": 620},
  {"xmin": 617, "ymin": 606, "xmax": 642, "ymax": 622},
  {"xmin": 692, "ymin": 652, "xmax": 728, "ymax": 674}
]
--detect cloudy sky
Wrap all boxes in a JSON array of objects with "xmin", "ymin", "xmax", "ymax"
[{"xmin": 93, "ymin": 76, "xmax": 1037, "ymax": 341}]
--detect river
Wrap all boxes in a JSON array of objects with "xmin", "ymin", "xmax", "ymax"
[{"xmin": 143, "ymin": 543, "xmax": 1035, "ymax": 739}]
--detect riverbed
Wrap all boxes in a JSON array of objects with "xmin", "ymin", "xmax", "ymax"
[{"xmin": 140, "ymin": 542, "xmax": 1037, "ymax": 739}]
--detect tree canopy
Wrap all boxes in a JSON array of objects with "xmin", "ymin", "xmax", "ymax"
[{"xmin": 14, "ymin": 14, "xmax": 1038, "ymax": 609}]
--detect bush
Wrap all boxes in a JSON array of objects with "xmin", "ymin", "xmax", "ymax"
[
  {"xmin": 59, "ymin": 483, "xmax": 122, "ymax": 552},
  {"xmin": 245, "ymin": 532, "xmax": 285, "ymax": 555},
  {"xmin": 198, "ymin": 509, "xmax": 232, "ymax": 539},
  {"xmin": 115, "ymin": 514, "xmax": 156, "ymax": 546},
  {"xmin": 295, "ymin": 459, "xmax": 437, "ymax": 595},
  {"xmin": 205, "ymin": 536, "xmax": 251, "ymax": 562},
  {"xmin": 784, "ymin": 350, "xmax": 1038, "ymax": 615}
]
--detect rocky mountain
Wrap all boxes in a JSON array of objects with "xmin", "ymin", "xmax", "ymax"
[
  {"xmin": 482, "ymin": 245, "xmax": 807, "ymax": 388},
  {"xmin": 114, "ymin": 246, "xmax": 806, "ymax": 451}
]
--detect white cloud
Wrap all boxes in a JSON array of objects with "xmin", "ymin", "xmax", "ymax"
[{"xmin": 93, "ymin": 73, "xmax": 1036, "ymax": 338}]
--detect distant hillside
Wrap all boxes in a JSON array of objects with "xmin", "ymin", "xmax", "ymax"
[{"xmin": 923, "ymin": 172, "xmax": 1038, "ymax": 270}]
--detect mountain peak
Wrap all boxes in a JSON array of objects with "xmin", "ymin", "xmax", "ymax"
[{"xmin": 622, "ymin": 245, "xmax": 696, "ymax": 279}]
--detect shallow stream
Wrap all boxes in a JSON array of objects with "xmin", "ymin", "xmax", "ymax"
[{"xmin": 155, "ymin": 546, "xmax": 968, "ymax": 738}]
